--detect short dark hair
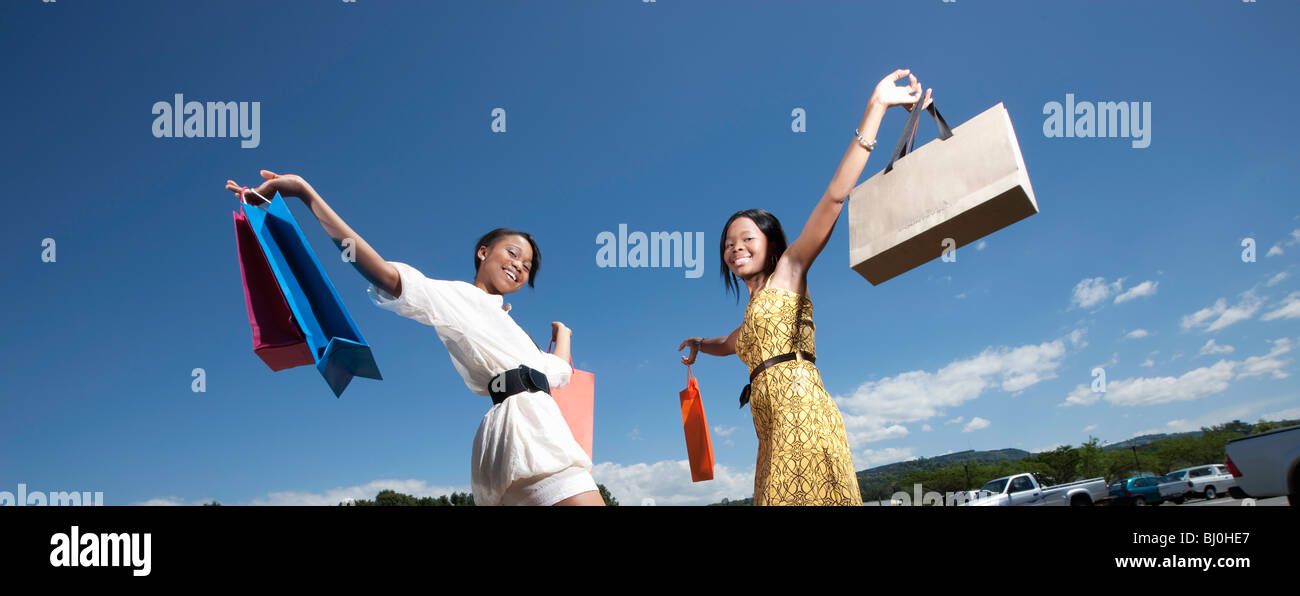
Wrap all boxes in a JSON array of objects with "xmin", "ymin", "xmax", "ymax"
[
  {"xmin": 473, "ymin": 228, "xmax": 541, "ymax": 287},
  {"xmin": 719, "ymin": 209, "xmax": 787, "ymax": 301}
]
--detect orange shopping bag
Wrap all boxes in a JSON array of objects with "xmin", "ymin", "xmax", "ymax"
[
  {"xmin": 680, "ymin": 366, "xmax": 714, "ymax": 482},
  {"xmin": 548, "ymin": 342, "xmax": 594, "ymax": 461}
]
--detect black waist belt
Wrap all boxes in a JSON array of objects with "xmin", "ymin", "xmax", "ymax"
[
  {"xmin": 739, "ymin": 350, "xmax": 815, "ymax": 408},
  {"xmin": 488, "ymin": 365, "xmax": 551, "ymax": 405}
]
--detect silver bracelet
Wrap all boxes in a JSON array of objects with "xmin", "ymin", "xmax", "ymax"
[{"xmin": 854, "ymin": 129, "xmax": 877, "ymax": 151}]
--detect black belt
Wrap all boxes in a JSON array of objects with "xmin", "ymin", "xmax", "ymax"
[
  {"xmin": 488, "ymin": 365, "xmax": 551, "ymax": 405},
  {"xmin": 739, "ymin": 351, "xmax": 815, "ymax": 408}
]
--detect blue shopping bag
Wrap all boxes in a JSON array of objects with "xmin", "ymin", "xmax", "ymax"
[{"xmin": 240, "ymin": 191, "xmax": 382, "ymax": 397}]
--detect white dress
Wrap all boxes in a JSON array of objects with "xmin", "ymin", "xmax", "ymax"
[{"xmin": 367, "ymin": 261, "xmax": 597, "ymax": 506}]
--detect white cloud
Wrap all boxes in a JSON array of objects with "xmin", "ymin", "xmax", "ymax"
[
  {"xmin": 1082, "ymin": 424, "xmax": 1098, "ymax": 433},
  {"xmin": 1099, "ymin": 361, "xmax": 1236, "ymax": 407},
  {"xmin": 921, "ymin": 424, "xmax": 933, "ymax": 432},
  {"xmin": 1265, "ymin": 230, "xmax": 1300, "ymax": 258},
  {"xmin": 1060, "ymin": 339, "xmax": 1293, "ymax": 407},
  {"xmin": 1267, "ymin": 272, "xmax": 1288, "ymax": 287},
  {"xmin": 1198, "ymin": 339, "xmax": 1234, "ymax": 356},
  {"xmin": 1062, "ymin": 384, "xmax": 1100, "ymax": 407},
  {"xmin": 975, "ymin": 240, "xmax": 987, "ymax": 251},
  {"xmin": 591, "ymin": 460, "xmax": 753, "ymax": 505},
  {"xmin": 1068, "ymin": 328, "xmax": 1088, "ymax": 348},
  {"xmin": 962, "ymin": 417, "xmax": 991, "ymax": 432},
  {"xmin": 945, "ymin": 416, "xmax": 965, "ymax": 425},
  {"xmin": 627, "ymin": 427, "xmax": 643, "ymax": 441},
  {"xmin": 858, "ymin": 447, "xmax": 918, "ymax": 468},
  {"xmin": 1141, "ymin": 358, "xmax": 1155, "ymax": 368},
  {"xmin": 1071, "ymin": 277, "xmax": 1124, "ymax": 309},
  {"xmin": 1181, "ymin": 290, "xmax": 1265, "ymax": 332},
  {"xmin": 1260, "ymin": 406, "xmax": 1300, "ymax": 422},
  {"xmin": 249, "ymin": 479, "xmax": 468, "ymax": 506},
  {"xmin": 1114, "ymin": 280, "xmax": 1158, "ymax": 304},
  {"xmin": 834, "ymin": 336, "xmax": 1071, "ymax": 446},
  {"xmin": 131, "ymin": 497, "xmax": 191, "ymax": 506},
  {"xmin": 1160, "ymin": 398, "xmax": 1295, "ymax": 433},
  {"xmin": 1261, "ymin": 292, "xmax": 1300, "ymax": 321},
  {"xmin": 712, "ymin": 425, "xmax": 737, "ymax": 446},
  {"xmin": 1236, "ymin": 338, "xmax": 1293, "ymax": 379},
  {"xmin": 1125, "ymin": 329, "xmax": 1150, "ymax": 340}
]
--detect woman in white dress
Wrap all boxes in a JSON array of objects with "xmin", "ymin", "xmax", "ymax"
[{"xmin": 225, "ymin": 171, "xmax": 603, "ymax": 506}]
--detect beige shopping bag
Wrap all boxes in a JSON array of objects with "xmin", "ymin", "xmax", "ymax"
[{"xmin": 848, "ymin": 102, "xmax": 1039, "ymax": 285}]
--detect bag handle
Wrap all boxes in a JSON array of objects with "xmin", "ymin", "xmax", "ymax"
[
  {"xmin": 239, "ymin": 186, "xmax": 272, "ymax": 209},
  {"xmin": 685, "ymin": 364, "xmax": 695, "ymax": 382},
  {"xmin": 546, "ymin": 340, "xmax": 575, "ymax": 373},
  {"xmin": 884, "ymin": 101, "xmax": 954, "ymax": 173}
]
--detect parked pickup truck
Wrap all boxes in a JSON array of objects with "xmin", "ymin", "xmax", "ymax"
[
  {"xmin": 961, "ymin": 472, "xmax": 1110, "ymax": 506},
  {"xmin": 1224, "ymin": 425, "xmax": 1300, "ymax": 506}
]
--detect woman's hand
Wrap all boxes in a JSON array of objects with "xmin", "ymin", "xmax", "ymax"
[
  {"xmin": 869, "ymin": 69, "xmax": 932, "ymax": 112},
  {"xmin": 225, "ymin": 170, "xmax": 312, "ymax": 204},
  {"xmin": 551, "ymin": 321, "xmax": 572, "ymax": 342},
  {"xmin": 678, "ymin": 337, "xmax": 702, "ymax": 366}
]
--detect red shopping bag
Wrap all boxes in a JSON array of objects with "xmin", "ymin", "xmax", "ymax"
[
  {"xmin": 680, "ymin": 366, "xmax": 714, "ymax": 482},
  {"xmin": 234, "ymin": 206, "xmax": 314, "ymax": 372},
  {"xmin": 548, "ymin": 342, "xmax": 594, "ymax": 461}
]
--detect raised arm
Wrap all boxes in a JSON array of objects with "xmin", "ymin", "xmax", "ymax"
[
  {"xmin": 226, "ymin": 170, "xmax": 403, "ymax": 297},
  {"xmin": 777, "ymin": 70, "xmax": 932, "ymax": 285}
]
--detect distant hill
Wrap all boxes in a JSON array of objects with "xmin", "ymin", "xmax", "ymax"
[
  {"xmin": 1102, "ymin": 431, "xmax": 1201, "ymax": 451},
  {"xmin": 857, "ymin": 448, "xmax": 1031, "ymax": 481}
]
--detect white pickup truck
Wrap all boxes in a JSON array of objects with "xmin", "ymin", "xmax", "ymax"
[
  {"xmin": 960, "ymin": 472, "xmax": 1110, "ymax": 506},
  {"xmin": 1224, "ymin": 425, "xmax": 1299, "ymax": 506}
]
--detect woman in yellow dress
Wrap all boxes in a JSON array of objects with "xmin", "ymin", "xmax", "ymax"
[{"xmin": 678, "ymin": 69, "xmax": 933, "ymax": 506}]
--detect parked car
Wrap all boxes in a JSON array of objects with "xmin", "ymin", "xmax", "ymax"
[
  {"xmin": 961, "ymin": 472, "xmax": 1110, "ymax": 506},
  {"xmin": 1157, "ymin": 470, "xmax": 1192, "ymax": 504},
  {"xmin": 1225, "ymin": 425, "xmax": 1300, "ymax": 506},
  {"xmin": 1110, "ymin": 475, "xmax": 1166, "ymax": 506},
  {"xmin": 1187, "ymin": 464, "xmax": 1236, "ymax": 500}
]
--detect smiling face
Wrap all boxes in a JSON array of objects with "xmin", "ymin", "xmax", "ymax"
[
  {"xmin": 476, "ymin": 234, "xmax": 533, "ymax": 295},
  {"xmin": 723, "ymin": 217, "xmax": 767, "ymax": 279}
]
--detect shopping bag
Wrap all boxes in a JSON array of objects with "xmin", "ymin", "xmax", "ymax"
[
  {"xmin": 548, "ymin": 341, "xmax": 594, "ymax": 460},
  {"xmin": 233, "ymin": 206, "xmax": 314, "ymax": 371},
  {"xmin": 848, "ymin": 101, "xmax": 1040, "ymax": 285},
  {"xmin": 240, "ymin": 190, "xmax": 382, "ymax": 397},
  {"xmin": 679, "ymin": 366, "xmax": 714, "ymax": 482}
]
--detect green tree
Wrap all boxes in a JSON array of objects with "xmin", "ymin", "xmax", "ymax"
[
  {"xmin": 597, "ymin": 484, "xmax": 619, "ymax": 506},
  {"xmin": 1077, "ymin": 437, "xmax": 1106, "ymax": 480},
  {"xmin": 1028, "ymin": 445, "xmax": 1081, "ymax": 483}
]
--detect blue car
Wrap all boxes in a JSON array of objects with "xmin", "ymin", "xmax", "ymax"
[{"xmin": 1108, "ymin": 476, "xmax": 1166, "ymax": 506}]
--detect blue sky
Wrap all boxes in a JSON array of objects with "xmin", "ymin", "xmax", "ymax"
[{"xmin": 2, "ymin": 0, "xmax": 1297, "ymax": 506}]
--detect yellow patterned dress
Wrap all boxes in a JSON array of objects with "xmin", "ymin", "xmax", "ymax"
[{"xmin": 735, "ymin": 281, "xmax": 862, "ymax": 506}]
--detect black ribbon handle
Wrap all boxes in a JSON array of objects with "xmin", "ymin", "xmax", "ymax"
[{"xmin": 883, "ymin": 100, "xmax": 954, "ymax": 173}]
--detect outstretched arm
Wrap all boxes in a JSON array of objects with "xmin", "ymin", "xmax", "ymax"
[
  {"xmin": 679, "ymin": 325, "xmax": 742, "ymax": 365},
  {"xmin": 778, "ymin": 70, "xmax": 932, "ymax": 285},
  {"xmin": 227, "ymin": 170, "xmax": 403, "ymax": 297}
]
